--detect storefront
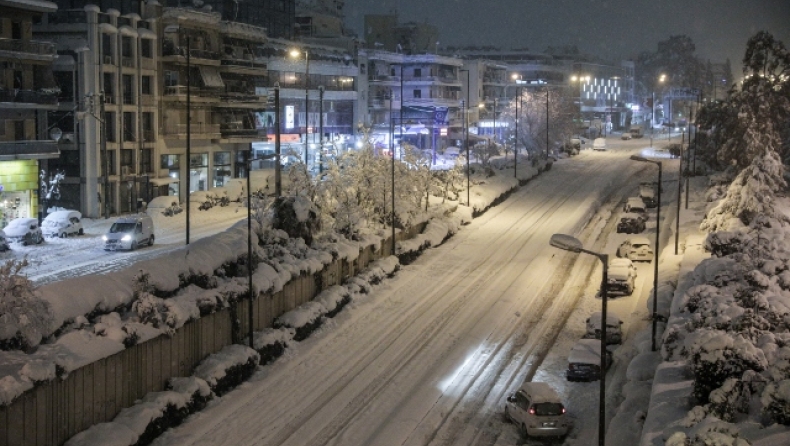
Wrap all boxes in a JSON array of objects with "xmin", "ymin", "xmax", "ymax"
[{"xmin": 0, "ymin": 160, "xmax": 38, "ymax": 228}]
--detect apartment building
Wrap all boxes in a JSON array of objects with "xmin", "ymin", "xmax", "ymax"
[
  {"xmin": 35, "ymin": 4, "xmax": 158, "ymax": 218},
  {"xmin": 0, "ymin": 0, "xmax": 60, "ymax": 227}
]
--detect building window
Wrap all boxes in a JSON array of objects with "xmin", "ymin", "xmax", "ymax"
[
  {"xmin": 104, "ymin": 112, "xmax": 116, "ymax": 142},
  {"xmin": 189, "ymin": 153, "xmax": 208, "ymax": 192},
  {"xmin": 142, "ymin": 112, "xmax": 154, "ymax": 142},
  {"xmin": 414, "ymin": 68, "xmax": 421, "ymax": 78},
  {"xmin": 141, "ymin": 75, "xmax": 152, "ymax": 95},
  {"xmin": 164, "ymin": 70, "xmax": 178, "ymax": 87},
  {"xmin": 212, "ymin": 151, "xmax": 231, "ymax": 187},
  {"xmin": 141, "ymin": 39, "xmax": 153, "ymax": 59},
  {"xmin": 413, "ymin": 89, "xmax": 421, "ymax": 99},
  {"xmin": 123, "ymin": 112, "xmax": 135, "ymax": 142},
  {"xmin": 160, "ymin": 154, "xmax": 179, "ymax": 169},
  {"xmin": 122, "ymin": 74, "xmax": 134, "ymax": 104},
  {"xmin": 106, "ymin": 149, "xmax": 116, "ymax": 175},
  {"xmin": 120, "ymin": 149, "xmax": 133, "ymax": 173},
  {"xmin": 103, "ymin": 73, "xmax": 115, "ymax": 103},
  {"xmin": 140, "ymin": 149, "xmax": 152, "ymax": 174}
]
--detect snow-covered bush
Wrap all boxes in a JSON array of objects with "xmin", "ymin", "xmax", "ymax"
[
  {"xmin": 314, "ymin": 285, "xmax": 352, "ymax": 318},
  {"xmin": 686, "ymin": 329, "xmax": 767, "ymax": 404},
  {"xmin": 762, "ymin": 379, "xmax": 790, "ymax": 425},
  {"xmin": 270, "ymin": 195, "xmax": 321, "ymax": 245},
  {"xmin": 252, "ymin": 327, "xmax": 294, "ymax": 365},
  {"xmin": 665, "ymin": 416, "xmax": 752, "ymax": 445},
  {"xmin": 273, "ymin": 301, "xmax": 326, "ymax": 341},
  {"xmin": 193, "ymin": 344, "xmax": 259, "ymax": 396},
  {"xmin": 0, "ymin": 259, "xmax": 54, "ymax": 350}
]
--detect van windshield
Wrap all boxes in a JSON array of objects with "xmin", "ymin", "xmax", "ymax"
[
  {"xmin": 534, "ymin": 402, "xmax": 565, "ymax": 416},
  {"xmin": 109, "ymin": 222, "xmax": 136, "ymax": 233}
]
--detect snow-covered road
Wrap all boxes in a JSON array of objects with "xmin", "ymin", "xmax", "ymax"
[{"xmin": 149, "ymin": 142, "xmax": 673, "ymax": 446}]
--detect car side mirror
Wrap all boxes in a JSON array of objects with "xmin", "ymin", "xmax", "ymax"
[{"xmin": 507, "ymin": 395, "xmax": 516, "ymax": 403}]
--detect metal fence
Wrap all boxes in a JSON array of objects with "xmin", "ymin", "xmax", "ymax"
[{"xmin": 0, "ymin": 224, "xmax": 422, "ymax": 446}]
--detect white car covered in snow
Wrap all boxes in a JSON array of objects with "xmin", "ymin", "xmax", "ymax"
[
  {"xmin": 608, "ymin": 258, "xmax": 637, "ymax": 295},
  {"xmin": 616, "ymin": 236, "xmax": 653, "ymax": 262}
]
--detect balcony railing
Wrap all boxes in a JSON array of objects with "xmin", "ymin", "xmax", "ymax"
[
  {"xmin": 0, "ymin": 140, "xmax": 59, "ymax": 160},
  {"xmin": 161, "ymin": 122, "xmax": 220, "ymax": 137},
  {"xmin": 0, "ymin": 38, "xmax": 57, "ymax": 57},
  {"xmin": 121, "ymin": 57, "xmax": 135, "ymax": 68},
  {"xmin": 0, "ymin": 89, "xmax": 58, "ymax": 105},
  {"xmin": 44, "ymin": 10, "xmax": 88, "ymax": 25}
]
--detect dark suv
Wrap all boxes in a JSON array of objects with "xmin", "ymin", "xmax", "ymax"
[{"xmin": 616, "ymin": 213, "xmax": 645, "ymax": 234}]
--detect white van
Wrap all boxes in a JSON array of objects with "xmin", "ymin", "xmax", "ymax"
[
  {"xmin": 42, "ymin": 210, "xmax": 83, "ymax": 238},
  {"xmin": 103, "ymin": 214, "xmax": 154, "ymax": 250},
  {"xmin": 505, "ymin": 382, "xmax": 571, "ymax": 438}
]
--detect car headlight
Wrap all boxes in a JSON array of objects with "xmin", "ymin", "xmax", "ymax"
[
  {"xmin": 122, "ymin": 234, "xmax": 132, "ymax": 241},
  {"xmin": 102, "ymin": 235, "xmax": 108, "ymax": 241}
]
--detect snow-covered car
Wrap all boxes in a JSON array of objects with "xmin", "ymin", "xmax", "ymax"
[
  {"xmin": 621, "ymin": 132, "xmax": 632, "ymax": 140},
  {"xmin": 585, "ymin": 312, "xmax": 624, "ymax": 344},
  {"xmin": 592, "ymin": 138, "xmax": 607, "ymax": 151},
  {"xmin": 623, "ymin": 197, "xmax": 647, "ymax": 216},
  {"xmin": 608, "ymin": 258, "xmax": 637, "ymax": 295},
  {"xmin": 616, "ymin": 236, "xmax": 654, "ymax": 262},
  {"xmin": 639, "ymin": 182, "xmax": 658, "ymax": 208},
  {"xmin": 566, "ymin": 339, "xmax": 612, "ymax": 382},
  {"xmin": 42, "ymin": 210, "xmax": 83, "ymax": 238},
  {"xmin": 505, "ymin": 382, "xmax": 571, "ymax": 438},
  {"xmin": 616, "ymin": 213, "xmax": 646, "ymax": 234},
  {"xmin": 2, "ymin": 218, "xmax": 44, "ymax": 245},
  {"xmin": 0, "ymin": 229, "xmax": 8, "ymax": 251}
]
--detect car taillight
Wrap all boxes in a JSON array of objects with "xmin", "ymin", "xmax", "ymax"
[
  {"xmin": 562, "ymin": 407, "xmax": 566, "ymax": 414},
  {"xmin": 529, "ymin": 407, "xmax": 536, "ymax": 415}
]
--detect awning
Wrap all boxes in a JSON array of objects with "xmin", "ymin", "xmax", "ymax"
[
  {"xmin": 199, "ymin": 66, "xmax": 225, "ymax": 88},
  {"xmin": 148, "ymin": 177, "xmax": 180, "ymax": 186}
]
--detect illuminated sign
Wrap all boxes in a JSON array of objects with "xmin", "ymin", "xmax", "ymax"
[{"xmin": 285, "ymin": 105, "xmax": 294, "ymax": 129}]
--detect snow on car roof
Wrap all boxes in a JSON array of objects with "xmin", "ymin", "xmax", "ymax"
[
  {"xmin": 629, "ymin": 236, "xmax": 651, "ymax": 245},
  {"xmin": 44, "ymin": 210, "xmax": 80, "ymax": 220},
  {"xmin": 587, "ymin": 311, "xmax": 622, "ymax": 329},
  {"xmin": 620, "ymin": 212, "xmax": 643, "ymax": 220},
  {"xmin": 568, "ymin": 339, "xmax": 604, "ymax": 365},
  {"xmin": 517, "ymin": 382, "xmax": 561, "ymax": 404}
]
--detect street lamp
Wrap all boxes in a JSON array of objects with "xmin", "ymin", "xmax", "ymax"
[
  {"xmin": 290, "ymin": 48, "xmax": 310, "ymax": 167},
  {"xmin": 570, "ymin": 74, "xmax": 590, "ymax": 133},
  {"xmin": 460, "ymin": 68, "xmax": 471, "ymax": 204},
  {"xmin": 650, "ymin": 74, "xmax": 666, "ymax": 148},
  {"xmin": 549, "ymin": 233, "xmax": 608, "ymax": 446},
  {"xmin": 630, "ymin": 155, "xmax": 662, "ymax": 352}
]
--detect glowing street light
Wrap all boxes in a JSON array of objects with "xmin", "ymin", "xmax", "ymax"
[{"xmin": 549, "ymin": 233, "xmax": 608, "ymax": 446}]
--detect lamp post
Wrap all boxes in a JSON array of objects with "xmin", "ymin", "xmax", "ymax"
[
  {"xmin": 650, "ymin": 74, "xmax": 666, "ymax": 148},
  {"xmin": 185, "ymin": 35, "xmax": 191, "ymax": 244},
  {"xmin": 630, "ymin": 155, "xmax": 662, "ymax": 351},
  {"xmin": 549, "ymin": 234, "xmax": 608, "ymax": 446},
  {"xmin": 319, "ymin": 85, "xmax": 324, "ymax": 174},
  {"xmin": 460, "ymin": 68, "xmax": 470, "ymax": 204},
  {"xmin": 290, "ymin": 48, "xmax": 310, "ymax": 167},
  {"xmin": 570, "ymin": 74, "xmax": 589, "ymax": 134},
  {"xmin": 545, "ymin": 87, "xmax": 549, "ymax": 159}
]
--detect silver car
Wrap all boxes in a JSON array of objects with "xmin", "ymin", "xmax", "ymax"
[{"xmin": 2, "ymin": 218, "xmax": 44, "ymax": 246}]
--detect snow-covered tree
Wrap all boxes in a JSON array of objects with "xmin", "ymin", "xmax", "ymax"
[
  {"xmin": 0, "ymin": 259, "xmax": 53, "ymax": 350},
  {"xmin": 761, "ymin": 379, "xmax": 790, "ymax": 425},
  {"xmin": 700, "ymin": 144, "xmax": 788, "ymax": 232}
]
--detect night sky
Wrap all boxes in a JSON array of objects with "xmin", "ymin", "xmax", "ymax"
[{"xmin": 342, "ymin": 0, "xmax": 790, "ymax": 67}]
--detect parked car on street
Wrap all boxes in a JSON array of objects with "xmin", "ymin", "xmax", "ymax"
[
  {"xmin": 608, "ymin": 258, "xmax": 637, "ymax": 295},
  {"xmin": 103, "ymin": 214, "xmax": 155, "ymax": 250},
  {"xmin": 616, "ymin": 213, "xmax": 646, "ymax": 234},
  {"xmin": 639, "ymin": 182, "xmax": 658, "ymax": 208},
  {"xmin": 623, "ymin": 197, "xmax": 647, "ymax": 216},
  {"xmin": 617, "ymin": 236, "xmax": 654, "ymax": 262},
  {"xmin": 42, "ymin": 210, "xmax": 83, "ymax": 238},
  {"xmin": 2, "ymin": 218, "xmax": 44, "ymax": 246},
  {"xmin": 566, "ymin": 339, "xmax": 612, "ymax": 382},
  {"xmin": 592, "ymin": 138, "xmax": 607, "ymax": 151},
  {"xmin": 585, "ymin": 312, "xmax": 624, "ymax": 344},
  {"xmin": 505, "ymin": 382, "xmax": 571, "ymax": 439}
]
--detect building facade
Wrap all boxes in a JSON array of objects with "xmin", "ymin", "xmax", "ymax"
[{"xmin": 0, "ymin": 0, "xmax": 60, "ymax": 227}]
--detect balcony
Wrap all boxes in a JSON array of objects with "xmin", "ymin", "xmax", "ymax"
[
  {"xmin": 0, "ymin": 89, "xmax": 58, "ymax": 107},
  {"xmin": 0, "ymin": 140, "xmax": 59, "ymax": 160},
  {"xmin": 161, "ymin": 122, "xmax": 220, "ymax": 139},
  {"xmin": 0, "ymin": 38, "xmax": 57, "ymax": 60}
]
